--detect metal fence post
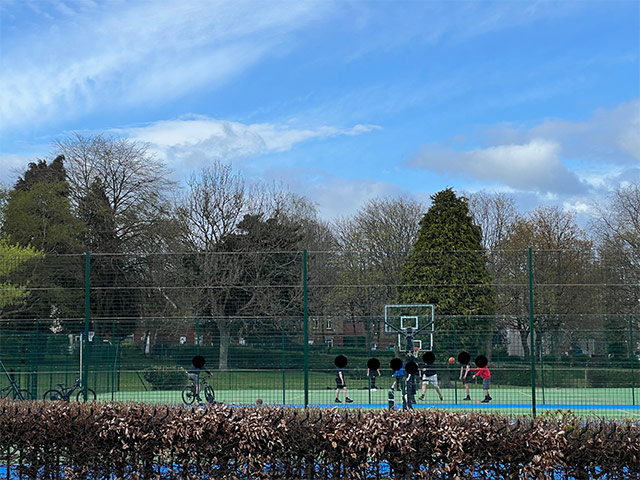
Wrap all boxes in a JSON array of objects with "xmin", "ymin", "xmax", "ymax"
[
  {"xmin": 303, "ymin": 250, "xmax": 309, "ymax": 408},
  {"xmin": 281, "ymin": 317, "xmax": 286, "ymax": 406},
  {"xmin": 453, "ymin": 322, "xmax": 458, "ymax": 404},
  {"xmin": 32, "ymin": 319, "xmax": 40, "ymax": 398},
  {"xmin": 196, "ymin": 318, "xmax": 201, "ymax": 356},
  {"xmin": 538, "ymin": 315, "xmax": 545, "ymax": 405},
  {"xmin": 631, "ymin": 315, "xmax": 635, "ymax": 406},
  {"xmin": 528, "ymin": 247, "xmax": 537, "ymax": 417},
  {"xmin": 83, "ymin": 251, "xmax": 90, "ymax": 402},
  {"xmin": 111, "ymin": 317, "xmax": 116, "ymax": 402}
]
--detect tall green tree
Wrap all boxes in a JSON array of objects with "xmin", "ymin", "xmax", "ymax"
[
  {"xmin": 398, "ymin": 188, "xmax": 496, "ymax": 355},
  {"xmin": 3, "ymin": 156, "xmax": 85, "ymax": 254},
  {"xmin": 1, "ymin": 156, "xmax": 86, "ymax": 329}
]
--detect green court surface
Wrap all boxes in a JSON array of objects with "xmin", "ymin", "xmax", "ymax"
[{"xmin": 96, "ymin": 386, "xmax": 640, "ymax": 418}]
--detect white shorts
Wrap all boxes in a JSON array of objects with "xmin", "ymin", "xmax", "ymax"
[{"xmin": 422, "ymin": 374, "xmax": 438, "ymax": 386}]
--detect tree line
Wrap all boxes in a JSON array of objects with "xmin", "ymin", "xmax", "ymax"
[{"xmin": 0, "ymin": 134, "xmax": 638, "ymax": 368}]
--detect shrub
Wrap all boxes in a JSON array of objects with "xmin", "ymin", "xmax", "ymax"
[
  {"xmin": 142, "ymin": 366, "xmax": 188, "ymax": 390},
  {"xmin": 0, "ymin": 402, "xmax": 638, "ymax": 479}
]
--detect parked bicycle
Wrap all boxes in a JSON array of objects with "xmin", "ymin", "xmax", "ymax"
[
  {"xmin": 0, "ymin": 382, "xmax": 33, "ymax": 401},
  {"xmin": 182, "ymin": 372, "xmax": 215, "ymax": 405},
  {"xmin": 43, "ymin": 377, "xmax": 96, "ymax": 402}
]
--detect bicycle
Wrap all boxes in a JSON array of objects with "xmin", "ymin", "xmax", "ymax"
[
  {"xmin": 0, "ymin": 381, "xmax": 33, "ymax": 401},
  {"xmin": 182, "ymin": 373, "xmax": 215, "ymax": 405},
  {"xmin": 43, "ymin": 377, "xmax": 96, "ymax": 402}
]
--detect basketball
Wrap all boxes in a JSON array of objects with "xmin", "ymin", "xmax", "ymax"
[{"xmin": 448, "ymin": 357, "xmax": 455, "ymax": 364}]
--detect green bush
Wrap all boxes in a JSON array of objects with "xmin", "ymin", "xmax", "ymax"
[{"xmin": 142, "ymin": 366, "xmax": 188, "ymax": 391}]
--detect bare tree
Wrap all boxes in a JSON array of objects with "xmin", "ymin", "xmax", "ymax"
[
  {"xmin": 178, "ymin": 163, "xmax": 252, "ymax": 250},
  {"xmin": 330, "ymin": 196, "xmax": 424, "ymax": 348},
  {"xmin": 591, "ymin": 182, "xmax": 640, "ymax": 318},
  {"xmin": 174, "ymin": 163, "xmax": 320, "ymax": 369},
  {"xmin": 496, "ymin": 206, "xmax": 595, "ymax": 359},
  {"xmin": 592, "ymin": 182, "xmax": 640, "ymax": 250},
  {"xmin": 467, "ymin": 191, "xmax": 519, "ymax": 250},
  {"xmin": 56, "ymin": 133, "xmax": 175, "ymax": 252}
]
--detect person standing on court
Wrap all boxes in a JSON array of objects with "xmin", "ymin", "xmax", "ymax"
[
  {"xmin": 418, "ymin": 352, "xmax": 444, "ymax": 401},
  {"xmin": 367, "ymin": 364, "xmax": 381, "ymax": 390},
  {"xmin": 404, "ymin": 359, "xmax": 419, "ymax": 409},
  {"xmin": 334, "ymin": 355, "xmax": 353, "ymax": 403},
  {"xmin": 470, "ymin": 355, "xmax": 492, "ymax": 403},
  {"xmin": 458, "ymin": 352, "xmax": 472, "ymax": 401},
  {"xmin": 391, "ymin": 361, "xmax": 405, "ymax": 391}
]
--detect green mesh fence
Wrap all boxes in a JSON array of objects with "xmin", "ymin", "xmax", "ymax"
[{"xmin": 0, "ymin": 250, "xmax": 638, "ymax": 417}]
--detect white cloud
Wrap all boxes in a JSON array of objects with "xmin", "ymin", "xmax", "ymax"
[
  {"xmin": 115, "ymin": 116, "xmax": 391, "ymax": 219},
  {"xmin": 123, "ymin": 115, "xmax": 380, "ymax": 171},
  {"xmin": 0, "ymin": 154, "xmax": 35, "ymax": 185},
  {"xmin": 412, "ymin": 139, "xmax": 586, "ymax": 195},
  {"xmin": 482, "ymin": 99, "xmax": 640, "ymax": 164},
  {"xmin": 0, "ymin": 0, "xmax": 330, "ymax": 131},
  {"xmin": 412, "ymin": 100, "xmax": 639, "ymax": 196},
  {"xmin": 120, "ymin": 116, "xmax": 386, "ymax": 219}
]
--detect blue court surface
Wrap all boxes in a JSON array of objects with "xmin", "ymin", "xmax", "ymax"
[{"xmin": 0, "ymin": 464, "xmax": 630, "ymax": 480}]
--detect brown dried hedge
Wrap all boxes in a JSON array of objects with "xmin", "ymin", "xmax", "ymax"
[{"xmin": 0, "ymin": 400, "xmax": 638, "ymax": 479}]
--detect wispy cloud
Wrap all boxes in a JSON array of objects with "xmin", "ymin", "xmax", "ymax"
[
  {"xmin": 340, "ymin": 1, "xmax": 585, "ymax": 59},
  {"xmin": 0, "ymin": 0, "xmax": 330, "ymax": 131},
  {"xmin": 121, "ymin": 115, "xmax": 387, "ymax": 218},
  {"xmin": 255, "ymin": 164, "xmax": 412, "ymax": 219}
]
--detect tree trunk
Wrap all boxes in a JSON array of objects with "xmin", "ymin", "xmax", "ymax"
[
  {"xmin": 363, "ymin": 318, "xmax": 374, "ymax": 351},
  {"xmin": 519, "ymin": 327, "xmax": 531, "ymax": 361},
  {"xmin": 218, "ymin": 321, "xmax": 231, "ymax": 371},
  {"xmin": 485, "ymin": 322, "xmax": 493, "ymax": 362}
]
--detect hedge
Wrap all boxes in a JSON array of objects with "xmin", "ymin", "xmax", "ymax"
[{"xmin": 0, "ymin": 401, "xmax": 638, "ymax": 479}]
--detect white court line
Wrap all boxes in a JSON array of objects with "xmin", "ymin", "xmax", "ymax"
[
  {"xmin": 616, "ymin": 408, "xmax": 640, "ymax": 418},
  {"xmin": 517, "ymin": 389, "xmax": 531, "ymax": 398}
]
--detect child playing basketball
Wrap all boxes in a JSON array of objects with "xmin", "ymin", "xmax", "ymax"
[
  {"xmin": 470, "ymin": 355, "xmax": 492, "ymax": 403},
  {"xmin": 459, "ymin": 355, "xmax": 472, "ymax": 401},
  {"xmin": 390, "ymin": 361, "xmax": 405, "ymax": 391}
]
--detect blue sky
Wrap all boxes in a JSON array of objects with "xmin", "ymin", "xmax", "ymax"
[{"xmin": 1, "ymin": 0, "xmax": 638, "ymax": 221}]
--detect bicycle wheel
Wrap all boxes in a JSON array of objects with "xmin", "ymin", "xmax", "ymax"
[
  {"xmin": 13, "ymin": 389, "xmax": 33, "ymax": 401},
  {"xmin": 203, "ymin": 385, "xmax": 215, "ymax": 403},
  {"xmin": 43, "ymin": 389, "xmax": 64, "ymax": 401},
  {"xmin": 76, "ymin": 388, "xmax": 97, "ymax": 402},
  {"xmin": 182, "ymin": 385, "xmax": 196, "ymax": 405}
]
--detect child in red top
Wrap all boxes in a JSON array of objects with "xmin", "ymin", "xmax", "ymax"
[{"xmin": 471, "ymin": 364, "xmax": 492, "ymax": 403}]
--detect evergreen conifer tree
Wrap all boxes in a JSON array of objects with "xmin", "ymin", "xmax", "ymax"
[{"xmin": 398, "ymin": 188, "xmax": 496, "ymax": 355}]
